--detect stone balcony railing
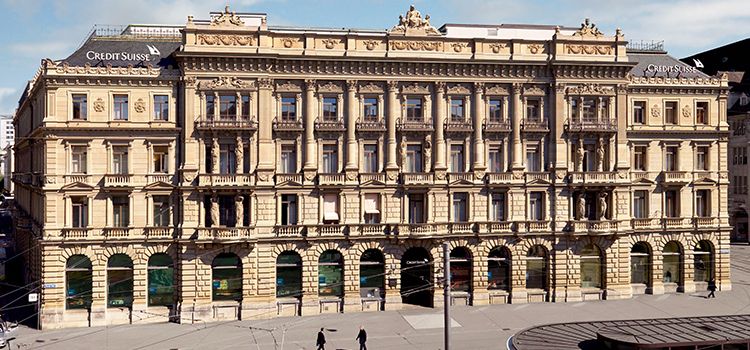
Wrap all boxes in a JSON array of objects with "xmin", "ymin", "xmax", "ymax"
[
  {"xmin": 102, "ymin": 227, "xmax": 132, "ymax": 239},
  {"xmin": 356, "ymin": 224, "xmax": 388, "ymax": 236},
  {"xmin": 196, "ymin": 227, "xmax": 255, "ymax": 240},
  {"xmin": 272, "ymin": 117, "xmax": 304, "ymax": 132},
  {"xmin": 146, "ymin": 174, "xmax": 174, "ymax": 184},
  {"xmin": 64, "ymin": 174, "xmax": 92, "ymax": 185},
  {"xmin": 631, "ymin": 218, "xmax": 658, "ymax": 230},
  {"xmin": 143, "ymin": 227, "xmax": 174, "ymax": 239},
  {"xmin": 397, "ymin": 118, "xmax": 433, "ymax": 132},
  {"xmin": 401, "ymin": 223, "xmax": 440, "ymax": 237},
  {"xmin": 314, "ymin": 117, "xmax": 346, "ymax": 132},
  {"xmin": 312, "ymin": 224, "xmax": 347, "ymax": 237},
  {"xmin": 571, "ymin": 220, "xmax": 620, "ymax": 234},
  {"xmin": 568, "ymin": 171, "xmax": 619, "ymax": 185},
  {"xmin": 318, "ymin": 173, "xmax": 346, "ymax": 186},
  {"xmin": 195, "ymin": 116, "xmax": 258, "ymax": 131},
  {"xmin": 523, "ymin": 220, "xmax": 551, "ymax": 233},
  {"xmin": 275, "ymin": 173, "xmax": 304, "ymax": 185},
  {"xmin": 479, "ymin": 221, "xmax": 514, "ymax": 234},
  {"xmin": 486, "ymin": 172, "xmax": 515, "ymax": 185},
  {"xmin": 104, "ymin": 174, "xmax": 133, "ymax": 187},
  {"xmin": 444, "ymin": 119, "xmax": 473, "ymax": 133},
  {"xmin": 359, "ymin": 173, "xmax": 386, "ymax": 184},
  {"xmin": 197, "ymin": 173, "xmax": 255, "ymax": 187},
  {"xmin": 661, "ymin": 171, "xmax": 690, "ymax": 184},
  {"xmin": 355, "ymin": 119, "xmax": 386, "ymax": 132},
  {"xmin": 483, "ymin": 120, "xmax": 511, "ymax": 133},
  {"xmin": 60, "ymin": 228, "xmax": 90, "ymax": 239},
  {"xmin": 565, "ymin": 118, "xmax": 617, "ymax": 133},
  {"xmin": 692, "ymin": 217, "xmax": 717, "ymax": 229},
  {"xmin": 447, "ymin": 172, "xmax": 476, "ymax": 184},
  {"xmin": 521, "ymin": 119, "xmax": 548, "ymax": 132},
  {"xmin": 273, "ymin": 225, "xmax": 305, "ymax": 237},
  {"xmin": 448, "ymin": 222, "xmax": 475, "ymax": 234},
  {"xmin": 662, "ymin": 217, "xmax": 689, "ymax": 229},
  {"xmin": 525, "ymin": 172, "xmax": 550, "ymax": 183},
  {"xmin": 402, "ymin": 172, "xmax": 434, "ymax": 185}
]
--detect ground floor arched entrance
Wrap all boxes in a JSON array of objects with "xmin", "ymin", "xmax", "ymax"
[{"xmin": 401, "ymin": 247, "xmax": 433, "ymax": 307}]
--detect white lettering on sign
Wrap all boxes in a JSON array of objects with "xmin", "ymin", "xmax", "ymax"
[
  {"xmin": 28, "ymin": 293, "xmax": 38, "ymax": 303},
  {"xmin": 86, "ymin": 51, "xmax": 153, "ymax": 62},
  {"xmin": 646, "ymin": 64, "xmax": 698, "ymax": 74}
]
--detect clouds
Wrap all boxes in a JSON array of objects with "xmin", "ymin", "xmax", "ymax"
[{"xmin": 0, "ymin": 88, "xmax": 18, "ymax": 116}]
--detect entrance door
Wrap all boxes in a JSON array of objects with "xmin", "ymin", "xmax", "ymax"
[{"xmin": 401, "ymin": 247, "xmax": 433, "ymax": 307}]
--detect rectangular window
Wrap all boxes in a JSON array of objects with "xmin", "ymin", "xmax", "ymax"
[
  {"xmin": 219, "ymin": 95, "xmax": 237, "ymax": 120},
  {"xmin": 280, "ymin": 144, "xmax": 296, "ymax": 173},
  {"xmin": 696, "ymin": 146, "xmax": 708, "ymax": 171},
  {"xmin": 600, "ymin": 98, "xmax": 609, "ymax": 119},
  {"xmin": 112, "ymin": 146, "xmax": 129, "ymax": 174},
  {"xmin": 113, "ymin": 94, "xmax": 129, "ymax": 120},
  {"xmin": 526, "ymin": 145, "xmax": 541, "ymax": 172},
  {"xmin": 696, "ymin": 190, "xmax": 709, "ymax": 217},
  {"xmin": 281, "ymin": 194, "xmax": 298, "ymax": 225},
  {"xmin": 665, "ymin": 146, "xmax": 678, "ymax": 171},
  {"xmin": 72, "ymin": 197, "xmax": 88, "ymax": 228},
  {"xmin": 488, "ymin": 146, "xmax": 502, "ymax": 173},
  {"xmin": 112, "ymin": 196, "xmax": 129, "ymax": 227},
  {"xmin": 633, "ymin": 191, "xmax": 647, "ymax": 219},
  {"xmin": 633, "ymin": 146, "xmax": 647, "ymax": 171},
  {"xmin": 153, "ymin": 195, "xmax": 170, "ymax": 227},
  {"xmin": 71, "ymin": 146, "xmax": 87, "ymax": 174},
  {"xmin": 153, "ymin": 146, "xmax": 168, "ymax": 173},
  {"xmin": 489, "ymin": 98, "xmax": 503, "ymax": 123},
  {"xmin": 408, "ymin": 193, "xmax": 425, "ymax": 224},
  {"xmin": 281, "ymin": 96, "xmax": 296, "ymax": 121},
  {"xmin": 450, "ymin": 144, "xmax": 464, "ymax": 172},
  {"xmin": 363, "ymin": 97, "xmax": 378, "ymax": 121},
  {"xmin": 491, "ymin": 193, "xmax": 506, "ymax": 221},
  {"xmin": 450, "ymin": 98, "xmax": 465, "ymax": 122},
  {"xmin": 363, "ymin": 144, "xmax": 378, "ymax": 173},
  {"xmin": 323, "ymin": 194, "xmax": 339, "ymax": 224},
  {"xmin": 406, "ymin": 98, "xmax": 423, "ymax": 122},
  {"xmin": 323, "ymin": 97, "xmax": 338, "ymax": 121},
  {"xmin": 364, "ymin": 193, "xmax": 380, "ymax": 224},
  {"xmin": 219, "ymin": 195, "xmax": 237, "ymax": 227},
  {"xmin": 526, "ymin": 99, "xmax": 540, "ymax": 121},
  {"xmin": 153, "ymin": 95, "xmax": 169, "ymax": 121},
  {"xmin": 219, "ymin": 144, "xmax": 237, "ymax": 174},
  {"xmin": 322, "ymin": 144, "xmax": 338, "ymax": 173},
  {"xmin": 665, "ymin": 101, "xmax": 677, "ymax": 124},
  {"xmin": 665, "ymin": 190, "xmax": 678, "ymax": 218},
  {"xmin": 529, "ymin": 192, "xmax": 544, "ymax": 221},
  {"xmin": 206, "ymin": 95, "xmax": 215, "ymax": 118},
  {"xmin": 453, "ymin": 193, "xmax": 468, "ymax": 222},
  {"xmin": 241, "ymin": 95, "xmax": 250, "ymax": 119},
  {"xmin": 696, "ymin": 102, "xmax": 708, "ymax": 124},
  {"xmin": 582, "ymin": 97, "xmax": 597, "ymax": 122},
  {"xmin": 72, "ymin": 94, "xmax": 87, "ymax": 120},
  {"xmin": 406, "ymin": 144, "xmax": 423, "ymax": 173}
]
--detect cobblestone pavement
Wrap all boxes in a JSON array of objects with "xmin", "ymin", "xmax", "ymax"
[{"xmin": 10, "ymin": 244, "xmax": 750, "ymax": 350}]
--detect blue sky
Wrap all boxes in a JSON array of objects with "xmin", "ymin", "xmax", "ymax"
[{"xmin": 1, "ymin": 0, "xmax": 749, "ymax": 115}]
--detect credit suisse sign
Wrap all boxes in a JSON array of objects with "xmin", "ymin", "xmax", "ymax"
[
  {"xmin": 646, "ymin": 64, "xmax": 698, "ymax": 74},
  {"xmin": 85, "ymin": 45, "xmax": 161, "ymax": 62}
]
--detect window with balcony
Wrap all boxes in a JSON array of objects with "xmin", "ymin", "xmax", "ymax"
[
  {"xmin": 219, "ymin": 95, "xmax": 237, "ymax": 120},
  {"xmin": 696, "ymin": 190, "xmax": 710, "ymax": 217},
  {"xmin": 665, "ymin": 190, "xmax": 679, "ymax": 218},
  {"xmin": 241, "ymin": 95, "xmax": 250, "ymax": 119},
  {"xmin": 219, "ymin": 144, "xmax": 237, "ymax": 174},
  {"xmin": 280, "ymin": 144, "xmax": 297, "ymax": 173},
  {"xmin": 450, "ymin": 98, "xmax": 465, "ymax": 122},
  {"xmin": 529, "ymin": 192, "xmax": 544, "ymax": 221},
  {"xmin": 696, "ymin": 102, "xmax": 708, "ymax": 124},
  {"xmin": 112, "ymin": 196, "xmax": 130, "ymax": 227},
  {"xmin": 323, "ymin": 194, "xmax": 339, "ymax": 224},
  {"xmin": 633, "ymin": 190, "xmax": 647, "ymax": 219},
  {"xmin": 71, "ymin": 146, "xmax": 87, "ymax": 174},
  {"xmin": 406, "ymin": 144, "xmax": 423, "ymax": 173},
  {"xmin": 453, "ymin": 193, "xmax": 468, "ymax": 222},
  {"xmin": 526, "ymin": 145, "xmax": 541, "ymax": 172},
  {"xmin": 600, "ymin": 98, "xmax": 609, "ymax": 119},
  {"xmin": 281, "ymin": 194, "xmax": 298, "ymax": 225},
  {"xmin": 153, "ymin": 95, "xmax": 169, "ymax": 121},
  {"xmin": 633, "ymin": 101, "xmax": 645, "ymax": 124},
  {"xmin": 491, "ymin": 192, "xmax": 506, "ymax": 221},
  {"xmin": 113, "ymin": 94, "xmax": 128, "ymax": 120},
  {"xmin": 450, "ymin": 144, "xmax": 464, "ymax": 172},
  {"xmin": 322, "ymin": 144, "xmax": 338, "ymax": 173},
  {"xmin": 205, "ymin": 95, "xmax": 215, "ymax": 119},
  {"xmin": 633, "ymin": 146, "xmax": 647, "ymax": 171},
  {"xmin": 364, "ymin": 193, "xmax": 380, "ymax": 224},
  {"xmin": 488, "ymin": 146, "xmax": 503, "ymax": 173},
  {"xmin": 696, "ymin": 146, "xmax": 708, "ymax": 171},
  {"xmin": 112, "ymin": 146, "xmax": 129, "ymax": 175},
  {"xmin": 665, "ymin": 101, "xmax": 677, "ymax": 124},
  {"xmin": 72, "ymin": 196, "xmax": 88, "ymax": 228},
  {"xmin": 322, "ymin": 97, "xmax": 338, "ymax": 121},
  {"xmin": 281, "ymin": 96, "xmax": 296, "ymax": 121},
  {"xmin": 665, "ymin": 146, "xmax": 678, "ymax": 171},
  {"xmin": 72, "ymin": 94, "xmax": 87, "ymax": 120},
  {"xmin": 526, "ymin": 99, "xmax": 540, "ymax": 122},
  {"xmin": 153, "ymin": 195, "xmax": 170, "ymax": 227},
  {"xmin": 363, "ymin": 97, "xmax": 378, "ymax": 122},
  {"xmin": 408, "ymin": 193, "xmax": 425, "ymax": 224},
  {"xmin": 489, "ymin": 98, "xmax": 503, "ymax": 123},
  {"xmin": 363, "ymin": 144, "xmax": 378, "ymax": 173},
  {"xmin": 153, "ymin": 146, "xmax": 168, "ymax": 173},
  {"xmin": 582, "ymin": 97, "xmax": 597, "ymax": 122},
  {"xmin": 218, "ymin": 195, "xmax": 237, "ymax": 227},
  {"xmin": 405, "ymin": 98, "xmax": 423, "ymax": 122}
]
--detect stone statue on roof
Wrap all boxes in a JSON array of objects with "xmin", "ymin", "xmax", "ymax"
[
  {"xmin": 389, "ymin": 5, "xmax": 440, "ymax": 36},
  {"xmin": 574, "ymin": 18, "xmax": 604, "ymax": 37},
  {"xmin": 211, "ymin": 5, "xmax": 245, "ymax": 27}
]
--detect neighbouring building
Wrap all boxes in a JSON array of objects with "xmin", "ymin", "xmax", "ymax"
[
  {"xmin": 683, "ymin": 40, "xmax": 750, "ymax": 243},
  {"xmin": 0, "ymin": 114, "xmax": 14, "ymax": 190},
  {"xmin": 12, "ymin": 6, "xmax": 731, "ymax": 329}
]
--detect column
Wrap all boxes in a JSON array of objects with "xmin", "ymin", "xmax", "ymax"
[
  {"xmin": 236, "ymin": 92, "xmax": 242, "ymax": 120},
  {"xmin": 236, "ymin": 136, "xmax": 244, "ymax": 174},
  {"xmin": 213, "ymin": 92, "xmax": 220, "ymax": 118},
  {"xmin": 256, "ymin": 78, "xmax": 274, "ymax": 171},
  {"xmin": 345, "ymin": 80, "xmax": 358, "ymax": 171},
  {"xmin": 473, "ymin": 82, "xmax": 486, "ymax": 170},
  {"xmin": 303, "ymin": 80, "xmax": 317, "ymax": 171},
  {"xmin": 386, "ymin": 81, "xmax": 399, "ymax": 170},
  {"xmin": 434, "ymin": 82, "xmax": 447, "ymax": 171},
  {"xmin": 511, "ymin": 84, "xmax": 523, "ymax": 169}
]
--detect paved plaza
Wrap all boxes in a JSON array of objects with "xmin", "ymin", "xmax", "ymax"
[{"xmin": 8, "ymin": 244, "xmax": 750, "ymax": 350}]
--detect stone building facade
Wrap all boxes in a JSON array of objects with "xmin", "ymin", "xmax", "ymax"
[{"xmin": 12, "ymin": 6, "xmax": 731, "ymax": 329}]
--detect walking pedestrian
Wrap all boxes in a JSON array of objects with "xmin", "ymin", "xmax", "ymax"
[
  {"xmin": 316, "ymin": 328, "xmax": 326, "ymax": 350},
  {"xmin": 707, "ymin": 279, "xmax": 717, "ymax": 298},
  {"xmin": 356, "ymin": 326, "xmax": 368, "ymax": 350}
]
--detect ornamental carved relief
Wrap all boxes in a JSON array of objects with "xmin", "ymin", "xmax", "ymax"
[
  {"xmin": 52, "ymin": 62, "xmax": 161, "ymax": 76},
  {"xmin": 210, "ymin": 5, "xmax": 245, "ymax": 27},
  {"xmin": 93, "ymin": 98, "xmax": 105, "ymax": 113},
  {"xmin": 447, "ymin": 84, "xmax": 471, "ymax": 95},
  {"xmin": 198, "ymin": 34, "xmax": 255, "ymax": 46},
  {"xmin": 522, "ymin": 86, "xmax": 545, "ymax": 96},
  {"xmin": 389, "ymin": 40, "xmax": 442, "ymax": 51},
  {"xmin": 488, "ymin": 43, "xmax": 507, "ymax": 54},
  {"xmin": 257, "ymin": 78, "xmax": 274, "ymax": 90},
  {"xmin": 317, "ymin": 81, "xmax": 343, "ymax": 93},
  {"xmin": 682, "ymin": 105, "xmax": 691, "ymax": 119},
  {"xmin": 362, "ymin": 40, "xmax": 380, "ymax": 51},
  {"xmin": 650, "ymin": 104, "xmax": 661, "ymax": 119},
  {"xmin": 401, "ymin": 82, "xmax": 430, "ymax": 94},
  {"xmin": 200, "ymin": 76, "xmax": 253, "ymax": 90},
  {"xmin": 321, "ymin": 38, "xmax": 342, "ymax": 50},
  {"xmin": 566, "ymin": 83, "xmax": 615, "ymax": 95},
  {"xmin": 565, "ymin": 44, "xmax": 613, "ymax": 55},
  {"xmin": 134, "ymin": 98, "xmax": 146, "ymax": 113},
  {"xmin": 573, "ymin": 18, "xmax": 604, "ymax": 37},
  {"xmin": 183, "ymin": 76, "xmax": 197, "ymax": 88},
  {"xmin": 451, "ymin": 42, "xmax": 467, "ymax": 53},
  {"xmin": 527, "ymin": 44, "xmax": 544, "ymax": 54},
  {"xmin": 359, "ymin": 81, "xmax": 383, "ymax": 93},
  {"xmin": 485, "ymin": 85, "xmax": 509, "ymax": 95},
  {"xmin": 275, "ymin": 80, "xmax": 302, "ymax": 92}
]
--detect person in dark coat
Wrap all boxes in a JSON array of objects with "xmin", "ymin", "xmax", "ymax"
[
  {"xmin": 707, "ymin": 279, "xmax": 717, "ymax": 298},
  {"xmin": 356, "ymin": 326, "xmax": 368, "ymax": 350},
  {"xmin": 316, "ymin": 328, "xmax": 326, "ymax": 350}
]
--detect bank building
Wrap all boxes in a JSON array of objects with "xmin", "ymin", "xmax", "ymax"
[{"xmin": 11, "ymin": 6, "xmax": 730, "ymax": 329}]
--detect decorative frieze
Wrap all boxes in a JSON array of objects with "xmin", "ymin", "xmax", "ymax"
[
  {"xmin": 358, "ymin": 81, "xmax": 384, "ymax": 94},
  {"xmin": 566, "ymin": 83, "xmax": 615, "ymax": 96},
  {"xmin": 522, "ymin": 86, "xmax": 546, "ymax": 96},
  {"xmin": 198, "ymin": 34, "xmax": 255, "ymax": 46},
  {"xmin": 389, "ymin": 40, "xmax": 442, "ymax": 52},
  {"xmin": 275, "ymin": 80, "xmax": 302, "ymax": 93},
  {"xmin": 565, "ymin": 44, "xmax": 613, "ymax": 55},
  {"xmin": 401, "ymin": 82, "xmax": 431, "ymax": 94},
  {"xmin": 50, "ymin": 62, "xmax": 163, "ymax": 77},
  {"xmin": 317, "ymin": 81, "xmax": 343, "ymax": 93},
  {"xmin": 133, "ymin": 98, "xmax": 146, "ymax": 113},
  {"xmin": 199, "ymin": 76, "xmax": 255, "ymax": 90}
]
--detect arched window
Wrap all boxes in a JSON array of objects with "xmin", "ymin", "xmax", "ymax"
[
  {"xmin": 66, "ymin": 255, "xmax": 92, "ymax": 310},
  {"xmin": 488, "ymin": 247, "xmax": 511, "ymax": 291},
  {"xmin": 694, "ymin": 241, "xmax": 713, "ymax": 282},
  {"xmin": 526, "ymin": 245, "xmax": 548, "ymax": 290},
  {"xmin": 319, "ymin": 250, "xmax": 343, "ymax": 297},
  {"xmin": 580, "ymin": 244, "xmax": 603, "ymax": 289},
  {"xmin": 663, "ymin": 242, "xmax": 682, "ymax": 284},
  {"xmin": 212, "ymin": 253, "xmax": 242, "ymax": 301},
  {"xmin": 107, "ymin": 254, "xmax": 134, "ymax": 308},
  {"xmin": 276, "ymin": 251, "xmax": 302, "ymax": 298},
  {"xmin": 360, "ymin": 249, "xmax": 385, "ymax": 298},
  {"xmin": 147, "ymin": 253, "xmax": 174, "ymax": 307},
  {"xmin": 450, "ymin": 247, "xmax": 472, "ymax": 292},
  {"xmin": 630, "ymin": 242, "xmax": 651, "ymax": 285}
]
